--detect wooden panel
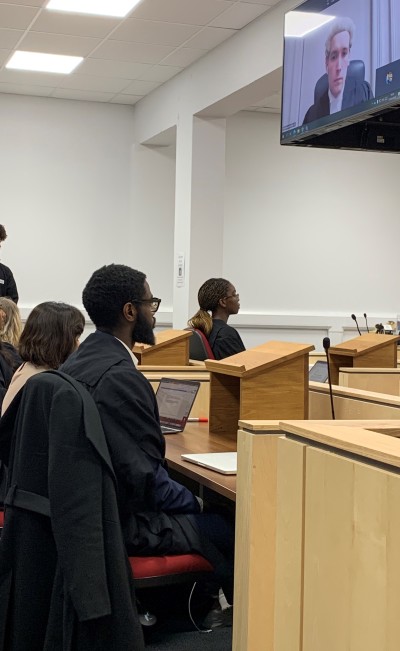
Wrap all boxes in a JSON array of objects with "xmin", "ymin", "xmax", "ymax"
[
  {"xmin": 209, "ymin": 373, "xmax": 240, "ymax": 438},
  {"xmin": 353, "ymin": 345, "xmax": 397, "ymax": 369},
  {"xmin": 339, "ymin": 369, "xmax": 400, "ymax": 397},
  {"xmin": 233, "ymin": 429, "xmax": 280, "ymax": 651},
  {"xmin": 309, "ymin": 386, "xmax": 400, "ymax": 420},
  {"xmin": 274, "ymin": 437, "xmax": 306, "ymax": 651},
  {"xmin": 241, "ymin": 356, "xmax": 308, "ymax": 420},
  {"xmin": 303, "ymin": 448, "xmax": 400, "ymax": 651},
  {"xmin": 135, "ymin": 337, "xmax": 189, "ymax": 365}
]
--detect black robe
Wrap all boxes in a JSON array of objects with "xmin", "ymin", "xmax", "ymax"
[{"xmin": 0, "ymin": 371, "xmax": 144, "ymax": 651}]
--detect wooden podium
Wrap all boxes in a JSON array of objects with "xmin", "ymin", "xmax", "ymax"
[
  {"xmin": 204, "ymin": 341, "xmax": 314, "ymax": 439},
  {"xmin": 132, "ymin": 329, "xmax": 192, "ymax": 365},
  {"xmin": 328, "ymin": 333, "xmax": 400, "ymax": 384}
]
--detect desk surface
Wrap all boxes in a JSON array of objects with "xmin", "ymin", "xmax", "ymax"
[{"xmin": 164, "ymin": 423, "xmax": 236, "ymax": 501}]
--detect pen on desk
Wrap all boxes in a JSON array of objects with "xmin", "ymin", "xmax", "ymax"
[{"xmin": 188, "ymin": 417, "xmax": 208, "ymax": 422}]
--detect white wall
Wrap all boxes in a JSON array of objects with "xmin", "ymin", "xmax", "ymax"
[
  {"xmin": 224, "ymin": 110, "xmax": 400, "ymax": 347},
  {"xmin": 0, "ymin": 93, "xmax": 135, "ymax": 312}
]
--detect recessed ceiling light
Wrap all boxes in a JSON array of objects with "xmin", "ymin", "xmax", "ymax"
[
  {"xmin": 46, "ymin": 0, "xmax": 143, "ymax": 18},
  {"xmin": 6, "ymin": 51, "xmax": 83, "ymax": 74},
  {"xmin": 285, "ymin": 12, "xmax": 335, "ymax": 38}
]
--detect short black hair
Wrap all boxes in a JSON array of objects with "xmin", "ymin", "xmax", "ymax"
[
  {"xmin": 83, "ymin": 264, "xmax": 147, "ymax": 329},
  {"xmin": 0, "ymin": 225, "xmax": 7, "ymax": 242}
]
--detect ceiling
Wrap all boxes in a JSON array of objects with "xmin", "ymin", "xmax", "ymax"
[{"xmin": 0, "ymin": 0, "xmax": 281, "ymax": 106}]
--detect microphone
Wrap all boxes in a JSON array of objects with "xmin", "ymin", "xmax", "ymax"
[
  {"xmin": 363, "ymin": 312, "xmax": 370, "ymax": 333},
  {"xmin": 323, "ymin": 337, "xmax": 335, "ymax": 420},
  {"xmin": 351, "ymin": 313, "xmax": 362, "ymax": 336}
]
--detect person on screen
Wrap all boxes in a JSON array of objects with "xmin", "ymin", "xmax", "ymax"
[
  {"xmin": 303, "ymin": 17, "xmax": 373, "ymax": 124},
  {"xmin": 188, "ymin": 278, "xmax": 245, "ymax": 360}
]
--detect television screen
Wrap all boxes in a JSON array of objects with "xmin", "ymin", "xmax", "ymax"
[{"xmin": 281, "ymin": 0, "xmax": 400, "ymax": 147}]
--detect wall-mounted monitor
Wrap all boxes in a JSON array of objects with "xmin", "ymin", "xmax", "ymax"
[{"xmin": 281, "ymin": 0, "xmax": 400, "ymax": 152}]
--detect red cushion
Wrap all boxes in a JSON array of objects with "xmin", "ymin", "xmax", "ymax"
[
  {"xmin": 0, "ymin": 511, "xmax": 4, "ymax": 527},
  {"xmin": 129, "ymin": 554, "xmax": 213, "ymax": 579}
]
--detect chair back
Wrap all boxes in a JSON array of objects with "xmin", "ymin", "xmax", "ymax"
[
  {"xmin": 187, "ymin": 328, "xmax": 215, "ymax": 361},
  {"xmin": 314, "ymin": 59, "xmax": 365, "ymax": 103}
]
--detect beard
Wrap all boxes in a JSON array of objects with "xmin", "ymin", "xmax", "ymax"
[{"xmin": 132, "ymin": 308, "xmax": 155, "ymax": 346}]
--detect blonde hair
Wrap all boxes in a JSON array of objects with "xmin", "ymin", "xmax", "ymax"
[{"xmin": 0, "ymin": 297, "xmax": 23, "ymax": 346}]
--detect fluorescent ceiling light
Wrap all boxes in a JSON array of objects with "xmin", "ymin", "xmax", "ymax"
[
  {"xmin": 46, "ymin": 0, "xmax": 143, "ymax": 18},
  {"xmin": 6, "ymin": 51, "xmax": 83, "ymax": 74},
  {"xmin": 285, "ymin": 12, "xmax": 335, "ymax": 38}
]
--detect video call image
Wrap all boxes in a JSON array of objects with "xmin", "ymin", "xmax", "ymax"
[{"xmin": 281, "ymin": 0, "xmax": 400, "ymax": 140}]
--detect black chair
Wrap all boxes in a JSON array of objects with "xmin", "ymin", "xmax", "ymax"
[{"xmin": 187, "ymin": 328, "xmax": 215, "ymax": 362}]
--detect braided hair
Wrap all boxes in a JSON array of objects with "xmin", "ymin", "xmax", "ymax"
[{"xmin": 188, "ymin": 278, "xmax": 231, "ymax": 337}]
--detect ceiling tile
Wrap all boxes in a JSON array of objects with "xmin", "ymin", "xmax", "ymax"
[
  {"xmin": 210, "ymin": 2, "xmax": 268, "ymax": 29},
  {"xmin": 19, "ymin": 31, "xmax": 101, "ymax": 56},
  {"xmin": 91, "ymin": 40, "xmax": 174, "ymax": 64},
  {"xmin": 161, "ymin": 47, "xmax": 206, "ymax": 67},
  {"xmin": 137, "ymin": 64, "xmax": 181, "ymax": 82},
  {"xmin": 239, "ymin": 0, "xmax": 274, "ymax": 4},
  {"xmin": 110, "ymin": 93, "xmax": 142, "ymax": 105},
  {"xmin": 1, "ymin": 0, "xmax": 45, "ymax": 5},
  {"xmin": 77, "ymin": 58, "xmax": 152, "ymax": 79},
  {"xmin": 130, "ymin": 0, "xmax": 233, "ymax": 26},
  {"xmin": 121, "ymin": 78, "xmax": 160, "ymax": 94},
  {"xmin": 51, "ymin": 88, "xmax": 115, "ymax": 102},
  {"xmin": 111, "ymin": 18, "xmax": 200, "ymax": 46},
  {"xmin": 0, "ymin": 4, "xmax": 39, "ymax": 29},
  {"xmin": 0, "ymin": 67, "xmax": 65, "ymax": 87},
  {"xmin": 184, "ymin": 26, "xmax": 235, "ymax": 49},
  {"xmin": 0, "ymin": 27, "xmax": 24, "ymax": 49},
  {"xmin": 31, "ymin": 11, "xmax": 119, "ymax": 38},
  {"xmin": 0, "ymin": 48, "xmax": 11, "ymax": 66},
  {"xmin": 58, "ymin": 73, "xmax": 130, "ymax": 93},
  {"xmin": 0, "ymin": 81, "xmax": 53, "ymax": 96}
]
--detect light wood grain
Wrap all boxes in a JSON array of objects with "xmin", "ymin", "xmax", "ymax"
[
  {"xmin": 233, "ymin": 429, "xmax": 280, "ymax": 651},
  {"xmin": 339, "ymin": 368, "xmax": 400, "ymax": 397},
  {"xmin": 133, "ymin": 329, "xmax": 191, "ymax": 365},
  {"xmin": 328, "ymin": 334, "xmax": 399, "ymax": 384},
  {"xmin": 274, "ymin": 437, "xmax": 306, "ymax": 651}
]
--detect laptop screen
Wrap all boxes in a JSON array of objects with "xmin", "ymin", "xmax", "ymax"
[
  {"xmin": 309, "ymin": 360, "xmax": 329, "ymax": 383},
  {"xmin": 156, "ymin": 378, "xmax": 200, "ymax": 429}
]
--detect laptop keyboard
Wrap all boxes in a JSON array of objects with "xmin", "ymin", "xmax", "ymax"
[{"xmin": 160, "ymin": 425, "xmax": 179, "ymax": 434}]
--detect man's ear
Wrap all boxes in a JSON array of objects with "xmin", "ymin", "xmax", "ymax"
[{"xmin": 123, "ymin": 301, "xmax": 136, "ymax": 322}]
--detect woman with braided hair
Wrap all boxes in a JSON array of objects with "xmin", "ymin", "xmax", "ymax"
[{"xmin": 188, "ymin": 277, "xmax": 245, "ymax": 360}]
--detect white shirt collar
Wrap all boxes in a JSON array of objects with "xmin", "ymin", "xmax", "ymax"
[
  {"xmin": 114, "ymin": 336, "xmax": 138, "ymax": 366},
  {"xmin": 328, "ymin": 88, "xmax": 344, "ymax": 114}
]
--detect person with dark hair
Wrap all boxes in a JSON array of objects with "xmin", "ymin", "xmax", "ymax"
[
  {"xmin": 61, "ymin": 264, "xmax": 234, "ymax": 624},
  {"xmin": 0, "ymin": 225, "xmax": 18, "ymax": 304},
  {"xmin": 1, "ymin": 301, "xmax": 85, "ymax": 413},
  {"xmin": 188, "ymin": 277, "xmax": 245, "ymax": 360}
]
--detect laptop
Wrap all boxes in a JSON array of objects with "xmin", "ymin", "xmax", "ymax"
[
  {"xmin": 309, "ymin": 360, "xmax": 329, "ymax": 383},
  {"xmin": 181, "ymin": 452, "xmax": 237, "ymax": 475},
  {"xmin": 156, "ymin": 377, "xmax": 200, "ymax": 434},
  {"xmin": 375, "ymin": 59, "xmax": 400, "ymax": 98}
]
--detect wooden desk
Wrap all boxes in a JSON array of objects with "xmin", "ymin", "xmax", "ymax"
[{"xmin": 164, "ymin": 423, "xmax": 236, "ymax": 501}]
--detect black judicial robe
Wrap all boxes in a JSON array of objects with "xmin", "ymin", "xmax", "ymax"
[
  {"xmin": 0, "ymin": 371, "xmax": 144, "ymax": 651},
  {"xmin": 61, "ymin": 332, "xmax": 202, "ymax": 556}
]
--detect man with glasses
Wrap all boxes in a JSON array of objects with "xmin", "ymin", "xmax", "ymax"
[{"xmin": 61, "ymin": 264, "xmax": 234, "ymax": 623}]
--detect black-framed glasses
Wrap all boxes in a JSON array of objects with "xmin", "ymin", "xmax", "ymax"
[{"xmin": 131, "ymin": 297, "xmax": 161, "ymax": 313}]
